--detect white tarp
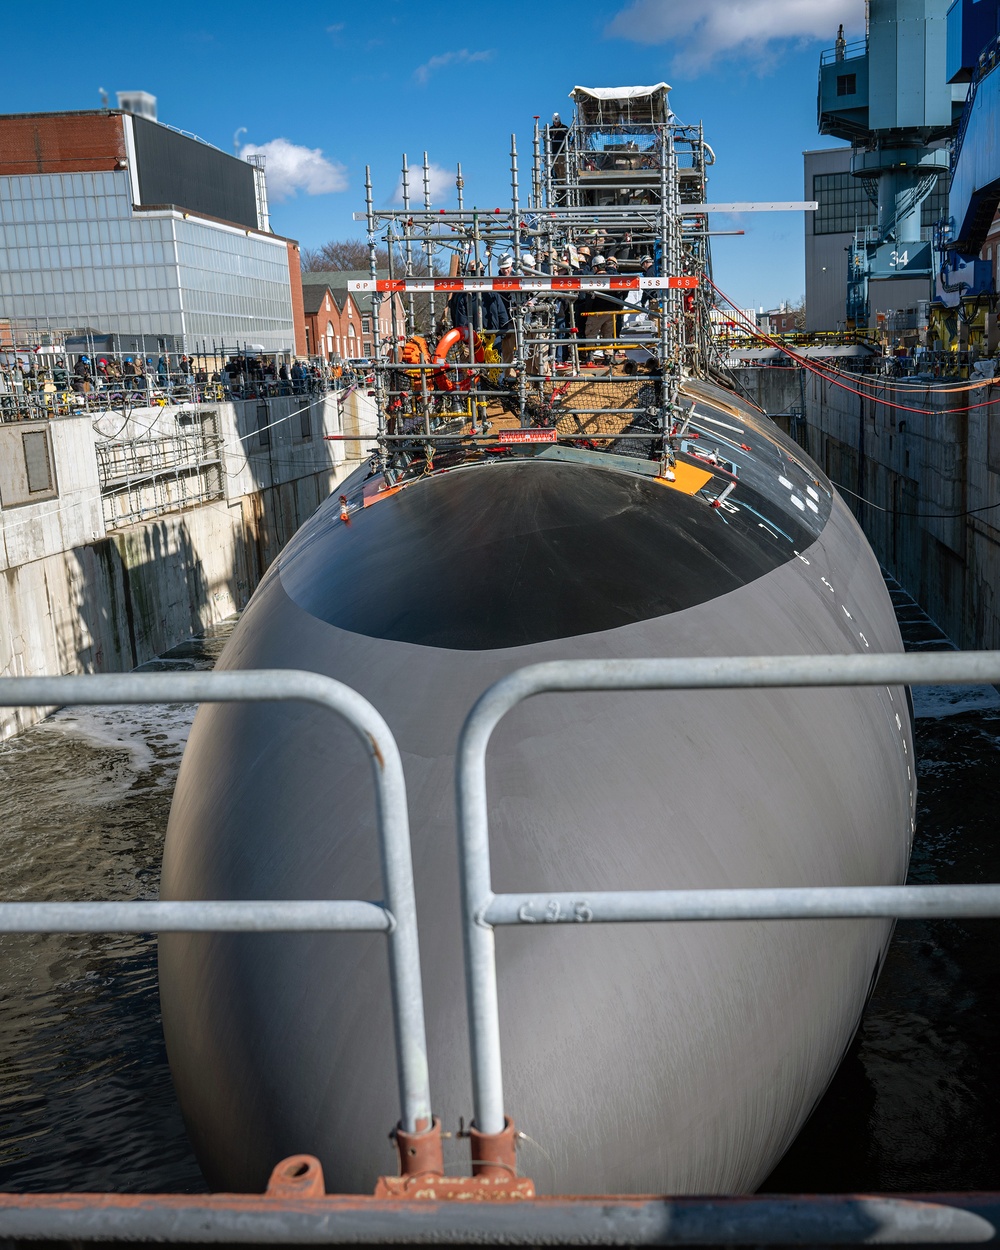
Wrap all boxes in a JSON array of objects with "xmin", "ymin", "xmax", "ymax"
[{"xmin": 571, "ymin": 84, "xmax": 671, "ymax": 100}]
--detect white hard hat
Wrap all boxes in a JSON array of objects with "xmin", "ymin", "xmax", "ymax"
[
  {"xmin": 498, "ymin": 254, "xmax": 513, "ymax": 269},
  {"xmin": 594, "ymin": 254, "xmax": 607, "ymax": 265},
  {"xmin": 521, "ymin": 252, "xmax": 536, "ymax": 267}
]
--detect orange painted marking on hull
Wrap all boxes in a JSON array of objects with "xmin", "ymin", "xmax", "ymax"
[{"xmin": 655, "ymin": 462, "xmax": 714, "ymax": 495}]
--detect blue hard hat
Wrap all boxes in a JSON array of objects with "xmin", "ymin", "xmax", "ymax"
[
  {"xmin": 124, "ymin": 356, "xmax": 133, "ymax": 363},
  {"xmin": 80, "ymin": 355, "xmax": 89, "ymax": 362}
]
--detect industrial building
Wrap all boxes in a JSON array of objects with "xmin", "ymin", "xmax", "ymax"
[
  {"xmin": 805, "ymin": 0, "xmax": 966, "ymax": 334},
  {"xmin": 0, "ymin": 93, "xmax": 306, "ymax": 355},
  {"xmin": 803, "ymin": 0, "xmax": 1000, "ymax": 351},
  {"xmin": 803, "ymin": 146, "xmax": 947, "ymax": 333}
]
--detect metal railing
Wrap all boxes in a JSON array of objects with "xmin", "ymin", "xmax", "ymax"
[
  {"xmin": 1, "ymin": 1188, "xmax": 998, "ymax": 1243},
  {"xmin": 820, "ymin": 37, "xmax": 867, "ymax": 66},
  {"xmin": 3, "ymin": 654, "xmax": 1000, "ymax": 1240},
  {"xmin": 455, "ymin": 651, "xmax": 1000, "ymax": 1137},
  {"xmin": 0, "ymin": 352, "xmax": 359, "ymax": 424},
  {"xmin": 0, "ymin": 670, "xmax": 433, "ymax": 1140}
]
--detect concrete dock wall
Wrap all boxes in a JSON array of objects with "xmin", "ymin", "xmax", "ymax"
[
  {"xmin": 0, "ymin": 389, "xmax": 376, "ymax": 738},
  {"xmin": 725, "ymin": 365, "xmax": 806, "ymax": 422},
  {"xmin": 733, "ymin": 366, "xmax": 1000, "ymax": 651}
]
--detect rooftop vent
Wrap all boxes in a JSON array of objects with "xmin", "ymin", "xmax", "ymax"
[{"xmin": 116, "ymin": 91, "xmax": 157, "ymax": 121}]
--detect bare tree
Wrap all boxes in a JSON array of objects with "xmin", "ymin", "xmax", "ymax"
[
  {"xmin": 301, "ymin": 238, "xmax": 446, "ymax": 336},
  {"xmin": 301, "ymin": 238, "xmax": 446, "ymax": 277},
  {"xmin": 301, "ymin": 240, "xmax": 390, "ymax": 272}
]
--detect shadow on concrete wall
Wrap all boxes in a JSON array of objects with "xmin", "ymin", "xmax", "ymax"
[
  {"xmin": 61, "ymin": 392, "xmax": 353, "ymax": 680},
  {"xmin": 229, "ymin": 393, "xmax": 347, "ymax": 567},
  {"xmin": 71, "ymin": 515, "xmax": 253, "ymax": 675}
]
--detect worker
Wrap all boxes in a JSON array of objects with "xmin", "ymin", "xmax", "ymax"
[
  {"xmin": 580, "ymin": 259, "xmax": 617, "ymax": 364},
  {"xmin": 495, "ymin": 255, "xmax": 517, "ymax": 375}
]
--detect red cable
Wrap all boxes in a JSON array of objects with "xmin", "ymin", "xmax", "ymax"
[{"xmin": 709, "ymin": 278, "xmax": 1000, "ymax": 417}]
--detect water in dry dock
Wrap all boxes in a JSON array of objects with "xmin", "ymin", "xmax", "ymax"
[{"xmin": 0, "ymin": 591, "xmax": 999, "ymax": 1195}]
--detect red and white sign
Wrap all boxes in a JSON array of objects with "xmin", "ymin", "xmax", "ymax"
[
  {"xmin": 498, "ymin": 428, "xmax": 558, "ymax": 444},
  {"xmin": 347, "ymin": 276, "xmax": 698, "ymax": 293}
]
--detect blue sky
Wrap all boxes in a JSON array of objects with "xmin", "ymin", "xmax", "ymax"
[{"xmin": 3, "ymin": 0, "xmax": 865, "ymax": 311}]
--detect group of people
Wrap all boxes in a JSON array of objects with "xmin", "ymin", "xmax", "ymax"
[
  {"xmin": 439, "ymin": 243, "xmax": 660, "ymax": 369},
  {"xmin": 62, "ymin": 353, "xmax": 200, "ymax": 394},
  {"xmin": 0, "ymin": 343, "xmax": 375, "ymax": 423},
  {"xmin": 223, "ymin": 355, "xmax": 348, "ymax": 398},
  {"xmin": 2, "ymin": 352, "xmax": 201, "ymax": 395}
]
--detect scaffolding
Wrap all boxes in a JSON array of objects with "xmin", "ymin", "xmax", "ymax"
[
  {"xmin": 95, "ymin": 414, "xmax": 224, "ymax": 529},
  {"xmin": 347, "ymin": 84, "xmax": 720, "ymax": 486}
]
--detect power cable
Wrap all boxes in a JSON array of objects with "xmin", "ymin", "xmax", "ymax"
[
  {"xmin": 832, "ymin": 479, "xmax": 1000, "ymax": 521},
  {"xmin": 709, "ymin": 278, "xmax": 1000, "ymax": 417}
]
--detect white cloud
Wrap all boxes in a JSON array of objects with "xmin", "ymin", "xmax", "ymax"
[
  {"xmin": 240, "ymin": 138, "xmax": 348, "ymax": 201},
  {"xmin": 413, "ymin": 48, "xmax": 493, "ymax": 85},
  {"xmin": 605, "ymin": 0, "xmax": 865, "ymax": 72},
  {"xmin": 393, "ymin": 161, "xmax": 455, "ymax": 206}
]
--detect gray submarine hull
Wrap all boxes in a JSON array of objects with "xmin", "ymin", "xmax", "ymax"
[{"xmin": 159, "ymin": 384, "xmax": 914, "ymax": 1195}]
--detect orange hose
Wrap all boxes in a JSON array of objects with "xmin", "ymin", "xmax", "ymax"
[{"xmin": 432, "ymin": 328, "xmax": 484, "ymax": 393}]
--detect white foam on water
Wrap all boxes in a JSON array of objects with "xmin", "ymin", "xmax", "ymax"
[
  {"xmin": 26, "ymin": 622, "xmax": 237, "ymax": 787},
  {"xmin": 911, "ymin": 683, "xmax": 1000, "ymax": 720},
  {"xmin": 31, "ymin": 702, "xmax": 196, "ymax": 798},
  {"xmin": 881, "ymin": 577, "xmax": 1000, "ymax": 720}
]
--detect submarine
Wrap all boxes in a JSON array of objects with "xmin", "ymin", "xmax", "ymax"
[{"xmin": 158, "ymin": 85, "xmax": 914, "ymax": 1196}]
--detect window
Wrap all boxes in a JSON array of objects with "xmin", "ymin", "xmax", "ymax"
[
  {"xmin": 362, "ymin": 317, "xmax": 371, "ymax": 333},
  {"xmin": 812, "ymin": 170, "xmax": 950, "ymax": 236},
  {"xmin": 23, "ymin": 431, "xmax": 54, "ymax": 493},
  {"xmin": 813, "ymin": 172, "xmax": 877, "ymax": 235},
  {"xmin": 836, "ymin": 74, "xmax": 857, "ymax": 96},
  {"xmin": 921, "ymin": 173, "xmax": 950, "ymax": 232},
  {"xmin": 257, "ymin": 403, "xmax": 270, "ymax": 449},
  {"xmin": 298, "ymin": 404, "xmax": 312, "ymax": 440}
]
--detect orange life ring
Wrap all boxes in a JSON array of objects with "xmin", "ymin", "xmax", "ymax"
[{"xmin": 432, "ymin": 327, "xmax": 485, "ymax": 392}]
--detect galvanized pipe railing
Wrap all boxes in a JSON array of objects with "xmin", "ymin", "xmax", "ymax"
[
  {"xmin": 455, "ymin": 651, "xmax": 1000, "ymax": 1140},
  {"xmin": 0, "ymin": 671, "xmax": 434, "ymax": 1147}
]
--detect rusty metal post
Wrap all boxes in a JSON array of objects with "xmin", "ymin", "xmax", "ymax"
[
  {"xmin": 394, "ymin": 1117, "xmax": 445, "ymax": 1178},
  {"xmin": 266, "ymin": 1155, "xmax": 326, "ymax": 1200},
  {"xmin": 469, "ymin": 1117, "xmax": 518, "ymax": 1179}
]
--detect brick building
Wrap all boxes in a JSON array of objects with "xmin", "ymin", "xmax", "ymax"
[
  {"xmin": 0, "ymin": 96, "xmax": 307, "ymax": 354},
  {"xmin": 301, "ymin": 283, "xmax": 366, "ymax": 361},
  {"xmin": 759, "ymin": 305, "xmax": 800, "ymax": 336},
  {"xmin": 300, "ymin": 271, "xmax": 406, "ymax": 360}
]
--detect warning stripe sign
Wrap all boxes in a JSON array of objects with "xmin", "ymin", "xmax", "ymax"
[
  {"xmin": 498, "ymin": 429, "xmax": 559, "ymax": 444},
  {"xmin": 346, "ymin": 276, "xmax": 699, "ymax": 293}
]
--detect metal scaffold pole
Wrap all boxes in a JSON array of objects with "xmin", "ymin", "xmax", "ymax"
[
  {"xmin": 658, "ymin": 123, "xmax": 677, "ymax": 461},
  {"xmin": 400, "ymin": 154, "xmax": 416, "ymax": 337},
  {"xmin": 543, "ymin": 122, "xmax": 553, "ymax": 215},
  {"xmin": 423, "ymin": 152, "xmax": 435, "ymax": 331},
  {"xmin": 333, "ymin": 85, "xmax": 720, "ymax": 482},
  {"xmin": 531, "ymin": 117, "xmax": 541, "ymax": 210},
  {"xmin": 510, "ymin": 134, "xmax": 526, "ymax": 424},
  {"xmin": 365, "ymin": 165, "xmax": 387, "ymax": 471}
]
